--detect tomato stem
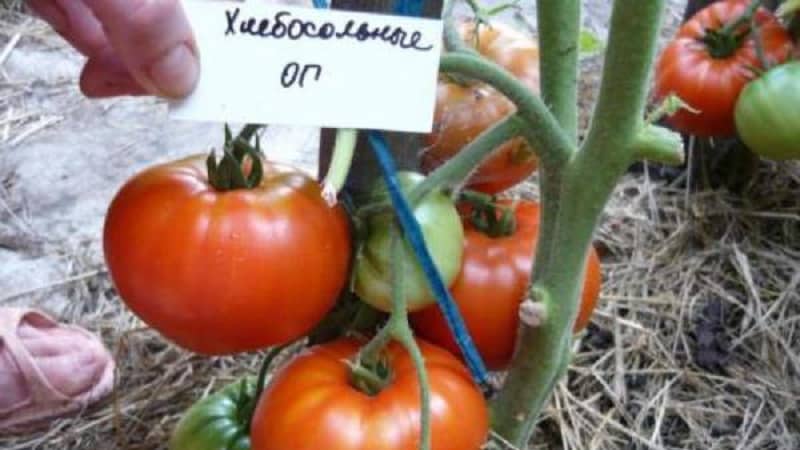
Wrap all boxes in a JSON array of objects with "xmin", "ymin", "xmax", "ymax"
[
  {"xmin": 720, "ymin": 0, "xmax": 763, "ymax": 36},
  {"xmin": 438, "ymin": 53, "xmax": 575, "ymax": 168},
  {"xmin": 537, "ymin": 0, "xmax": 581, "ymax": 144},
  {"xmin": 750, "ymin": 17, "xmax": 772, "ymax": 69},
  {"xmin": 409, "ymin": 115, "xmax": 523, "ymax": 205},
  {"xmin": 631, "ymin": 124, "xmax": 685, "ymax": 166},
  {"xmin": 443, "ymin": 0, "xmax": 479, "ymax": 55},
  {"xmin": 247, "ymin": 346, "xmax": 287, "ymax": 426}
]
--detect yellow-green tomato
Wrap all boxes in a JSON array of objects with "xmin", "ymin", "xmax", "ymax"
[
  {"xmin": 735, "ymin": 61, "xmax": 800, "ymax": 161},
  {"xmin": 353, "ymin": 172, "xmax": 464, "ymax": 312}
]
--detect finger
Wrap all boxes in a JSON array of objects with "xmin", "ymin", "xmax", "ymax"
[
  {"xmin": 80, "ymin": 50, "xmax": 149, "ymax": 98},
  {"xmin": 27, "ymin": 0, "xmax": 107, "ymax": 57},
  {"xmin": 81, "ymin": 0, "xmax": 200, "ymax": 99}
]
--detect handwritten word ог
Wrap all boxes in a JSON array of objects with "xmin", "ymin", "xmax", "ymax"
[{"xmin": 224, "ymin": 9, "xmax": 434, "ymax": 52}]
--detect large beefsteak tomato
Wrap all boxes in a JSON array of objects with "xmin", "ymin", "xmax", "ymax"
[
  {"xmin": 653, "ymin": 0, "xmax": 793, "ymax": 138},
  {"xmin": 250, "ymin": 338, "xmax": 489, "ymax": 450},
  {"xmin": 411, "ymin": 200, "xmax": 602, "ymax": 370},
  {"xmin": 422, "ymin": 22, "xmax": 541, "ymax": 194},
  {"xmin": 103, "ymin": 154, "xmax": 352, "ymax": 355}
]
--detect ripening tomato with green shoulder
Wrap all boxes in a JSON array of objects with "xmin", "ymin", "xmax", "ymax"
[
  {"xmin": 735, "ymin": 61, "xmax": 800, "ymax": 161},
  {"xmin": 103, "ymin": 150, "xmax": 352, "ymax": 355},
  {"xmin": 410, "ymin": 199, "xmax": 602, "ymax": 370},
  {"xmin": 170, "ymin": 377, "xmax": 256, "ymax": 450},
  {"xmin": 653, "ymin": 0, "xmax": 793, "ymax": 138},
  {"xmin": 352, "ymin": 172, "xmax": 464, "ymax": 313},
  {"xmin": 250, "ymin": 337, "xmax": 489, "ymax": 450},
  {"xmin": 422, "ymin": 21, "xmax": 541, "ymax": 194}
]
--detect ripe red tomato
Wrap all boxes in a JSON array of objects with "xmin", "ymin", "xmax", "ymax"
[
  {"xmin": 410, "ymin": 200, "xmax": 602, "ymax": 370},
  {"xmin": 653, "ymin": 0, "xmax": 793, "ymax": 137},
  {"xmin": 422, "ymin": 22, "xmax": 541, "ymax": 194},
  {"xmin": 103, "ymin": 155, "xmax": 352, "ymax": 355},
  {"xmin": 250, "ymin": 338, "xmax": 489, "ymax": 450}
]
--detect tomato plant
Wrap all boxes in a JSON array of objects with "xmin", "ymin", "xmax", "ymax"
[
  {"xmin": 352, "ymin": 172, "xmax": 464, "ymax": 312},
  {"xmin": 410, "ymin": 200, "xmax": 601, "ymax": 370},
  {"xmin": 735, "ymin": 61, "xmax": 800, "ymax": 160},
  {"xmin": 653, "ymin": 0, "xmax": 793, "ymax": 137},
  {"xmin": 250, "ymin": 337, "xmax": 489, "ymax": 450},
  {"xmin": 421, "ymin": 21, "xmax": 541, "ymax": 194},
  {"xmin": 103, "ymin": 151, "xmax": 352, "ymax": 355},
  {"xmin": 170, "ymin": 378, "xmax": 255, "ymax": 450}
]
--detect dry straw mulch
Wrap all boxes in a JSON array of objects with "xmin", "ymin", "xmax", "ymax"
[{"xmin": 1, "ymin": 4, "xmax": 799, "ymax": 450}]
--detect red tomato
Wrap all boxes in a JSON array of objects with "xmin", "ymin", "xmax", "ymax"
[
  {"xmin": 411, "ymin": 200, "xmax": 602, "ymax": 370},
  {"xmin": 250, "ymin": 338, "xmax": 489, "ymax": 450},
  {"xmin": 422, "ymin": 22, "xmax": 541, "ymax": 194},
  {"xmin": 103, "ymin": 155, "xmax": 352, "ymax": 355},
  {"xmin": 653, "ymin": 0, "xmax": 793, "ymax": 137}
]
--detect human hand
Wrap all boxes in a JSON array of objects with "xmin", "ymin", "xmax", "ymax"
[{"xmin": 27, "ymin": 0, "xmax": 200, "ymax": 99}]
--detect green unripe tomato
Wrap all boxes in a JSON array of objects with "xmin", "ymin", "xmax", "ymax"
[
  {"xmin": 170, "ymin": 377, "xmax": 254, "ymax": 450},
  {"xmin": 353, "ymin": 172, "xmax": 465, "ymax": 312},
  {"xmin": 735, "ymin": 61, "xmax": 800, "ymax": 161}
]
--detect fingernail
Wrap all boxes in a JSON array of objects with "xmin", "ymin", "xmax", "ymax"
[{"xmin": 147, "ymin": 43, "xmax": 199, "ymax": 99}]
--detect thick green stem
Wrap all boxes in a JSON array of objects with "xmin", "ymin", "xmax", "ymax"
[
  {"xmin": 491, "ymin": 0, "xmax": 667, "ymax": 446},
  {"xmin": 537, "ymin": 0, "xmax": 580, "ymax": 143},
  {"xmin": 408, "ymin": 115, "xmax": 524, "ymax": 204},
  {"xmin": 438, "ymin": 53, "xmax": 575, "ymax": 167}
]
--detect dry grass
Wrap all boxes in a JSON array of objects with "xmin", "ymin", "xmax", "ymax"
[{"xmin": 1, "ymin": 2, "xmax": 799, "ymax": 450}]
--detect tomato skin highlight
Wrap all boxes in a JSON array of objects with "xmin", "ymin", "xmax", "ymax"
[
  {"xmin": 422, "ymin": 22, "xmax": 541, "ymax": 194},
  {"xmin": 410, "ymin": 200, "xmax": 602, "ymax": 370},
  {"xmin": 653, "ymin": 0, "xmax": 793, "ymax": 138},
  {"xmin": 250, "ymin": 337, "xmax": 489, "ymax": 450},
  {"xmin": 352, "ymin": 172, "xmax": 464, "ymax": 313},
  {"xmin": 103, "ymin": 155, "xmax": 352, "ymax": 355},
  {"xmin": 735, "ymin": 61, "xmax": 800, "ymax": 161},
  {"xmin": 170, "ymin": 378, "xmax": 254, "ymax": 450}
]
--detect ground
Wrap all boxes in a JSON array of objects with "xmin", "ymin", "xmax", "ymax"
[{"xmin": 1, "ymin": 1, "xmax": 799, "ymax": 449}]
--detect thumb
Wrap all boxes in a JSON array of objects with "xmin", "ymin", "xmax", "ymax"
[{"xmin": 81, "ymin": 0, "xmax": 200, "ymax": 99}]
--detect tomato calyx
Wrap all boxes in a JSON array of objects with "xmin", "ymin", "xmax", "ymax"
[
  {"xmin": 206, "ymin": 124, "xmax": 265, "ymax": 191},
  {"xmin": 348, "ymin": 355, "xmax": 393, "ymax": 396},
  {"xmin": 699, "ymin": 0, "xmax": 763, "ymax": 59},
  {"xmin": 460, "ymin": 190, "xmax": 517, "ymax": 238}
]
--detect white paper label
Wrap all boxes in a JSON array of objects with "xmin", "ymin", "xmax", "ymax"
[{"xmin": 169, "ymin": 0, "xmax": 444, "ymax": 133}]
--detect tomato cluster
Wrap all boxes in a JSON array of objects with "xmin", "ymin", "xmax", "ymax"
[
  {"xmin": 103, "ymin": 19, "xmax": 604, "ymax": 450},
  {"xmin": 654, "ymin": 0, "xmax": 799, "ymax": 160}
]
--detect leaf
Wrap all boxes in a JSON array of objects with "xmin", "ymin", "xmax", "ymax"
[{"xmin": 579, "ymin": 28, "xmax": 604, "ymax": 56}]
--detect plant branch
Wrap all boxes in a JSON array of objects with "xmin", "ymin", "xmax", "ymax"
[
  {"xmin": 443, "ymin": 0, "xmax": 479, "ymax": 54},
  {"xmin": 537, "ymin": 0, "xmax": 581, "ymax": 143},
  {"xmin": 439, "ymin": 53, "xmax": 576, "ymax": 167},
  {"xmin": 631, "ymin": 124, "xmax": 685, "ymax": 166},
  {"xmin": 580, "ymin": 0, "xmax": 667, "ymax": 173},
  {"xmin": 408, "ymin": 115, "xmax": 524, "ymax": 204},
  {"xmin": 491, "ymin": 0, "xmax": 668, "ymax": 446}
]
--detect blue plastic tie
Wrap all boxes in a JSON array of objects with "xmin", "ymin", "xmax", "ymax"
[{"xmin": 313, "ymin": 0, "xmax": 490, "ymax": 387}]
